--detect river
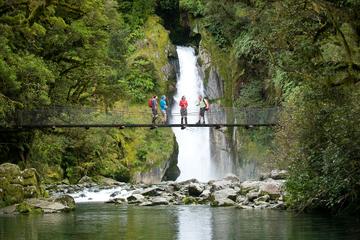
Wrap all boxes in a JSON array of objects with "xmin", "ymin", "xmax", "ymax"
[{"xmin": 1, "ymin": 203, "xmax": 359, "ymax": 240}]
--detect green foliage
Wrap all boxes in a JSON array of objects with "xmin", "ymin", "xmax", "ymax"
[
  {"xmin": 233, "ymin": 31, "xmax": 266, "ymax": 61},
  {"xmin": 234, "ymin": 79, "xmax": 264, "ymax": 107},
  {"xmin": 120, "ymin": 58, "xmax": 157, "ymax": 102},
  {"xmin": 278, "ymin": 85, "xmax": 360, "ymax": 213},
  {"xmin": 193, "ymin": 0, "xmax": 360, "ymax": 214},
  {"xmin": 0, "ymin": 1, "xmax": 176, "ymax": 184},
  {"xmin": 180, "ymin": 0, "xmax": 205, "ymax": 17},
  {"xmin": 117, "ymin": 0, "xmax": 156, "ymax": 27}
]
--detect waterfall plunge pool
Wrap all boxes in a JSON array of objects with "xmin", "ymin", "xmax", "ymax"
[{"xmin": 1, "ymin": 204, "xmax": 359, "ymax": 240}]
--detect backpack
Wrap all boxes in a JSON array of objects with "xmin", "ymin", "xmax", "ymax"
[
  {"xmin": 148, "ymin": 98, "xmax": 153, "ymax": 108},
  {"xmin": 204, "ymin": 99, "xmax": 209, "ymax": 111}
]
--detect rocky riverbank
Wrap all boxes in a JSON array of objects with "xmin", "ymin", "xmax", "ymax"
[
  {"xmin": 1, "ymin": 161, "xmax": 288, "ymax": 213},
  {"xmin": 0, "ymin": 163, "xmax": 75, "ymax": 214},
  {"xmin": 47, "ymin": 170, "xmax": 288, "ymax": 210}
]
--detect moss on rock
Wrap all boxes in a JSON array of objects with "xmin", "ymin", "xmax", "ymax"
[
  {"xmin": 0, "ymin": 163, "xmax": 21, "ymax": 179},
  {"xmin": 16, "ymin": 202, "xmax": 43, "ymax": 214},
  {"xmin": 4, "ymin": 184, "xmax": 24, "ymax": 205}
]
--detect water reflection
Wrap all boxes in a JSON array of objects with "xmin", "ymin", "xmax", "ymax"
[
  {"xmin": 177, "ymin": 206, "xmax": 212, "ymax": 240},
  {"xmin": 1, "ymin": 204, "xmax": 359, "ymax": 240}
]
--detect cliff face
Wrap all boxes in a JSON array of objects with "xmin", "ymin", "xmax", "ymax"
[{"xmin": 197, "ymin": 42, "xmax": 266, "ymax": 180}]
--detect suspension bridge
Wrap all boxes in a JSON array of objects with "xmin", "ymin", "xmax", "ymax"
[{"xmin": 0, "ymin": 106, "xmax": 280, "ymax": 131}]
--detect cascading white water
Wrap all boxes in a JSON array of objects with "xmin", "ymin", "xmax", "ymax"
[{"xmin": 171, "ymin": 46, "xmax": 214, "ymax": 182}]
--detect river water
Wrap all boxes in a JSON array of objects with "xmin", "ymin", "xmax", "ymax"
[{"xmin": 1, "ymin": 204, "xmax": 359, "ymax": 240}]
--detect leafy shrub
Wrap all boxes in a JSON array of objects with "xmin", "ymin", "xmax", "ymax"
[
  {"xmin": 180, "ymin": 0, "xmax": 205, "ymax": 17},
  {"xmin": 277, "ymin": 84, "xmax": 360, "ymax": 213}
]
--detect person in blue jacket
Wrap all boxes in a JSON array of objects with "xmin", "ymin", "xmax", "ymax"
[{"xmin": 160, "ymin": 95, "xmax": 168, "ymax": 124}]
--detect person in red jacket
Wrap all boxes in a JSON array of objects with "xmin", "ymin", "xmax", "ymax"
[{"xmin": 179, "ymin": 95, "xmax": 188, "ymax": 129}]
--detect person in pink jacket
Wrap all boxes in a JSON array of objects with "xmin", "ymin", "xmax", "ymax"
[{"xmin": 179, "ymin": 96, "xmax": 188, "ymax": 129}]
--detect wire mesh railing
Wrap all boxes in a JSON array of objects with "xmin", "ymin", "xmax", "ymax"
[{"xmin": 3, "ymin": 106, "xmax": 281, "ymax": 128}]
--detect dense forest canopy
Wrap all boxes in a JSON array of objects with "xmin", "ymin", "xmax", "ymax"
[{"xmin": 0, "ymin": 0, "xmax": 177, "ymax": 186}]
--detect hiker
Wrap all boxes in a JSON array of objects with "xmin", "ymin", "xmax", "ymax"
[
  {"xmin": 160, "ymin": 95, "xmax": 168, "ymax": 123},
  {"xmin": 179, "ymin": 95, "xmax": 188, "ymax": 129},
  {"xmin": 196, "ymin": 95, "xmax": 207, "ymax": 124},
  {"xmin": 151, "ymin": 95, "xmax": 158, "ymax": 124}
]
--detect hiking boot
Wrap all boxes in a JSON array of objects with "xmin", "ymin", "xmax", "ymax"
[{"xmin": 181, "ymin": 125, "xmax": 186, "ymax": 130}]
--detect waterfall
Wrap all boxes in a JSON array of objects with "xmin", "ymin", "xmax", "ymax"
[{"xmin": 171, "ymin": 46, "xmax": 214, "ymax": 182}]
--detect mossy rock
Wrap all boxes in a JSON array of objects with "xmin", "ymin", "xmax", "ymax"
[
  {"xmin": 53, "ymin": 195, "xmax": 76, "ymax": 211},
  {"xmin": 22, "ymin": 168, "xmax": 40, "ymax": 187},
  {"xmin": 16, "ymin": 202, "xmax": 43, "ymax": 214},
  {"xmin": 182, "ymin": 196, "xmax": 198, "ymax": 205},
  {"xmin": 23, "ymin": 186, "xmax": 40, "ymax": 198},
  {"xmin": 4, "ymin": 184, "xmax": 24, "ymax": 205},
  {"xmin": 0, "ymin": 163, "xmax": 21, "ymax": 179},
  {"xmin": 0, "ymin": 177, "xmax": 9, "ymax": 189}
]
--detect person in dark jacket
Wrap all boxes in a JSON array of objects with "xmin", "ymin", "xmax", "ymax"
[{"xmin": 151, "ymin": 95, "xmax": 158, "ymax": 125}]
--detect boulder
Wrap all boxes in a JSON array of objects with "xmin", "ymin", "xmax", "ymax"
[
  {"xmin": 270, "ymin": 170, "xmax": 288, "ymax": 180},
  {"xmin": 269, "ymin": 202, "xmax": 286, "ymax": 210},
  {"xmin": 240, "ymin": 181, "xmax": 262, "ymax": 194},
  {"xmin": 182, "ymin": 196, "xmax": 198, "ymax": 205},
  {"xmin": 259, "ymin": 180, "xmax": 283, "ymax": 200},
  {"xmin": 16, "ymin": 202, "xmax": 42, "ymax": 214},
  {"xmin": 24, "ymin": 198, "xmax": 72, "ymax": 213},
  {"xmin": 178, "ymin": 179, "xmax": 199, "ymax": 185},
  {"xmin": 246, "ymin": 191, "xmax": 260, "ymax": 202},
  {"xmin": 254, "ymin": 203, "xmax": 270, "ymax": 209},
  {"xmin": 24, "ymin": 186, "xmax": 40, "ymax": 198},
  {"xmin": 4, "ymin": 184, "xmax": 24, "ymax": 205},
  {"xmin": 236, "ymin": 204, "xmax": 254, "ymax": 210},
  {"xmin": 0, "ymin": 204, "xmax": 17, "ymax": 214},
  {"xmin": 211, "ymin": 188, "xmax": 237, "ymax": 207},
  {"xmin": 147, "ymin": 197, "xmax": 169, "ymax": 206},
  {"xmin": 78, "ymin": 176, "xmax": 94, "ymax": 185},
  {"xmin": 0, "ymin": 164, "xmax": 44, "ymax": 206},
  {"xmin": 0, "ymin": 195, "xmax": 77, "ymax": 215},
  {"xmin": 127, "ymin": 194, "xmax": 145, "ymax": 204},
  {"xmin": 259, "ymin": 172, "xmax": 271, "ymax": 181},
  {"xmin": 22, "ymin": 168, "xmax": 40, "ymax": 186},
  {"xmin": 199, "ymin": 189, "xmax": 211, "ymax": 199},
  {"xmin": 141, "ymin": 187, "xmax": 161, "ymax": 196},
  {"xmin": 223, "ymin": 174, "xmax": 240, "ymax": 183},
  {"xmin": 236, "ymin": 195, "xmax": 247, "ymax": 204},
  {"xmin": 139, "ymin": 201, "xmax": 154, "ymax": 206},
  {"xmin": 52, "ymin": 195, "xmax": 76, "ymax": 211},
  {"xmin": 255, "ymin": 194, "xmax": 270, "ymax": 203},
  {"xmin": 0, "ymin": 163, "xmax": 21, "ymax": 179},
  {"xmin": 209, "ymin": 180, "xmax": 232, "ymax": 191},
  {"xmin": 188, "ymin": 183, "xmax": 204, "ymax": 197}
]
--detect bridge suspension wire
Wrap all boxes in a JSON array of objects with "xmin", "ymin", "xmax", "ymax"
[{"xmin": 0, "ymin": 106, "xmax": 281, "ymax": 130}]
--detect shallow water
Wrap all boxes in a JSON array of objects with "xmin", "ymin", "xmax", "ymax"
[{"xmin": 1, "ymin": 204, "xmax": 359, "ymax": 240}]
